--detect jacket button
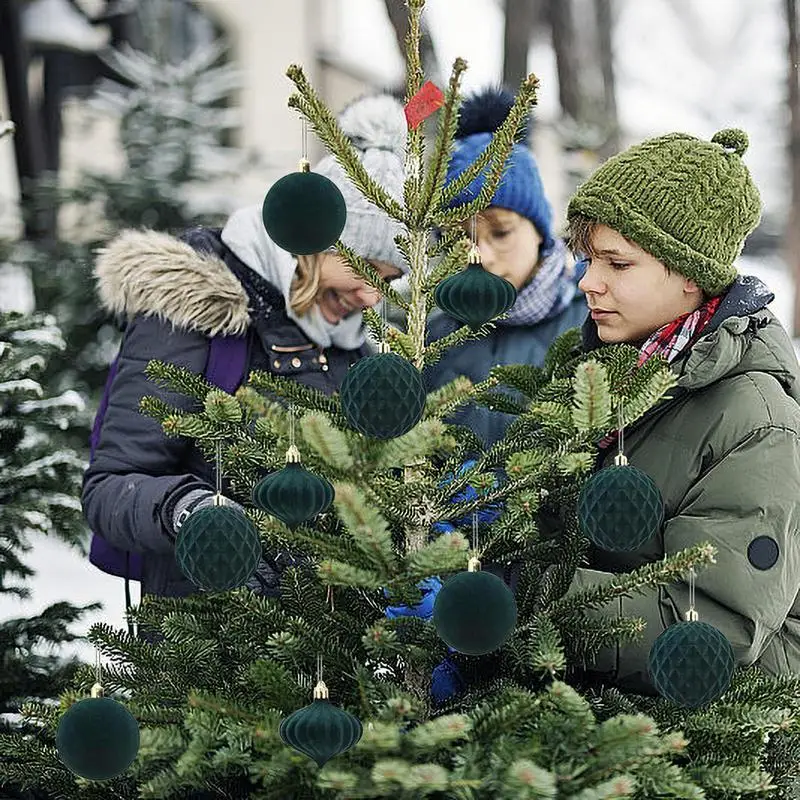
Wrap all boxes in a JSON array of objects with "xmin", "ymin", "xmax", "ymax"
[
  {"xmin": 273, "ymin": 359, "xmax": 281, "ymax": 369},
  {"xmin": 321, "ymin": 364, "xmax": 329, "ymax": 371},
  {"xmin": 291, "ymin": 357, "xmax": 302, "ymax": 368}
]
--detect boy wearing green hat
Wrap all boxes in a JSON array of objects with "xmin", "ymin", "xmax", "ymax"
[{"xmin": 566, "ymin": 128, "xmax": 800, "ymax": 692}]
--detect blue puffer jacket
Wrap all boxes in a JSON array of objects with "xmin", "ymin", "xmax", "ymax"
[
  {"xmin": 82, "ymin": 227, "xmax": 368, "ymax": 600},
  {"xmin": 425, "ymin": 281, "xmax": 588, "ymax": 446}
]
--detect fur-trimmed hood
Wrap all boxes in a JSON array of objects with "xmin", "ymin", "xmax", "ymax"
[{"xmin": 94, "ymin": 229, "xmax": 251, "ymax": 337}]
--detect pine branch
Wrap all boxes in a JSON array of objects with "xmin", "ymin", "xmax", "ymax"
[
  {"xmin": 247, "ymin": 369, "xmax": 342, "ymax": 418},
  {"xmin": 333, "ymin": 483, "xmax": 396, "ymax": 574},
  {"xmin": 572, "ymin": 360, "xmax": 614, "ymax": 432},
  {"xmin": 423, "ymin": 323, "xmax": 495, "ymax": 368},
  {"xmin": 423, "ymin": 237, "xmax": 473, "ymax": 295},
  {"xmin": 417, "ymin": 57, "xmax": 468, "ymax": 226},
  {"xmin": 334, "ymin": 241, "xmax": 409, "ymax": 308},
  {"xmin": 299, "ymin": 412, "xmax": 355, "ymax": 471},
  {"xmin": 285, "ymin": 67, "xmax": 405, "ymax": 221}
]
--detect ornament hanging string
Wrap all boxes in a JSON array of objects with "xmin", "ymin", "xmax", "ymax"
[
  {"xmin": 289, "ymin": 405, "xmax": 297, "ymax": 449},
  {"xmin": 215, "ymin": 439, "xmax": 224, "ymax": 500},
  {"xmin": 95, "ymin": 649, "xmax": 102, "ymax": 686},
  {"xmin": 472, "ymin": 511, "xmax": 479, "ymax": 554},
  {"xmin": 686, "ymin": 567, "xmax": 698, "ymax": 621},
  {"xmin": 617, "ymin": 400, "xmax": 625, "ymax": 457}
]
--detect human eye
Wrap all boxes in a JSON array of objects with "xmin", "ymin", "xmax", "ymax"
[{"xmin": 610, "ymin": 260, "xmax": 632, "ymax": 270}]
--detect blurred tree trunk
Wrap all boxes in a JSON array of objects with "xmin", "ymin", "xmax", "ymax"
[
  {"xmin": 785, "ymin": 0, "xmax": 800, "ymax": 336},
  {"xmin": 503, "ymin": 0, "xmax": 538, "ymax": 89},
  {"xmin": 383, "ymin": 0, "xmax": 441, "ymax": 86},
  {"xmin": 594, "ymin": 0, "xmax": 619, "ymax": 156},
  {"xmin": 547, "ymin": 0, "xmax": 581, "ymax": 119}
]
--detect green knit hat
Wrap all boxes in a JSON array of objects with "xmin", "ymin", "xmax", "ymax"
[{"xmin": 567, "ymin": 128, "xmax": 762, "ymax": 296}]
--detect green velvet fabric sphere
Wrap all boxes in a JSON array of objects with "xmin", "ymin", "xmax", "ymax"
[
  {"xmin": 434, "ymin": 262, "xmax": 517, "ymax": 331},
  {"xmin": 55, "ymin": 697, "xmax": 140, "ymax": 781},
  {"xmin": 279, "ymin": 699, "xmax": 363, "ymax": 767},
  {"xmin": 175, "ymin": 505, "xmax": 261, "ymax": 592},
  {"xmin": 262, "ymin": 171, "xmax": 346, "ymax": 255},
  {"xmin": 649, "ymin": 620, "xmax": 735, "ymax": 707},
  {"xmin": 577, "ymin": 465, "xmax": 664, "ymax": 552},
  {"xmin": 433, "ymin": 570, "xmax": 517, "ymax": 655},
  {"xmin": 252, "ymin": 462, "xmax": 334, "ymax": 529},
  {"xmin": 340, "ymin": 352, "xmax": 427, "ymax": 440}
]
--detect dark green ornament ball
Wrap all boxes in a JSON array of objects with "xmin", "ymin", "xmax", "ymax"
[
  {"xmin": 433, "ymin": 570, "xmax": 517, "ymax": 655},
  {"xmin": 578, "ymin": 464, "xmax": 664, "ymax": 552},
  {"xmin": 648, "ymin": 620, "xmax": 735, "ymax": 707},
  {"xmin": 175, "ymin": 505, "xmax": 261, "ymax": 591},
  {"xmin": 262, "ymin": 171, "xmax": 346, "ymax": 255},
  {"xmin": 340, "ymin": 352, "xmax": 427, "ymax": 440},
  {"xmin": 252, "ymin": 462, "xmax": 334, "ymax": 529},
  {"xmin": 55, "ymin": 697, "xmax": 140, "ymax": 781},
  {"xmin": 279, "ymin": 699, "xmax": 363, "ymax": 767},
  {"xmin": 434, "ymin": 262, "xmax": 517, "ymax": 330}
]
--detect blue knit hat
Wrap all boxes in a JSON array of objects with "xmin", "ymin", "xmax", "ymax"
[{"xmin": 445, "ymin": 87, "xmax": 554, "ymax": 253}]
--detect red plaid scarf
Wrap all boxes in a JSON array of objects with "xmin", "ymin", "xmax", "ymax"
[{"xmin": 597, "ymin": 295, "xmax": 723, "ymax": 449}]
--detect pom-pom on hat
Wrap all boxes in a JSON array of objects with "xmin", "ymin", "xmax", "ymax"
[
  {"xmin": 567, "ymin": 128, "xmax": 762, "ymax": 297},
  {"xmin": 445, "ymin": 86, "xmax": 554, "ymax": 252},
  {"xmin": 314, "ymin": 94, "xmax": 408, "ymax": 273}
]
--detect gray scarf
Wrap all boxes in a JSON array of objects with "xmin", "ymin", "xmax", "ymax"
[{"xmin": 220, "ymin": 204, "xmax": 366, "ymax": 350}]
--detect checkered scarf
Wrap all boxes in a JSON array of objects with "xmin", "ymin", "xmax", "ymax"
[
  {"xmin": 597, "ymin": 294, "xmax": 722, "ymax": 449},
  {"xmin": 498, "ymin": 239, "xmax": 576, "ymax": 327}
]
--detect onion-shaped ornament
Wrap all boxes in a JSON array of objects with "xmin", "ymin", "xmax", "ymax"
[
  {"xmin": 577, "ymin": 454, "xmax": 664, "ymax": 552},
  {"xmin": 279, "ymin": 680, "xmax": 363, "ymax": 767},
  {"xmin": 253, "ymin": 445, "xmax": 334, "ymax": 529},
  {"xmin": 262, "ymin": 158, "xmax": 347, "ymax": 255},
  {"xmin": 56, "ymin": 683, "xmax": 140, "ymax": 781},
  {"xmin": 648, "ymin": 611, "xmax": 735, "ymax": 708},
  {"xmin": 433, "ymin": 556, "xmax": 517, "ymax": 655},
  {"xmin": 340, "ymin": 344, "xmax": 426, "ymax": 440},
  {"xmin": 434, "ymin": 243, "xmax": 517, "ymax": 330},
  {"xmin": 175, "ymin": 497, "xmax": 261, "ymax": 591}
]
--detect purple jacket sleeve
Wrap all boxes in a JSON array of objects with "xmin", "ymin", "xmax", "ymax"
[{"xmin": 81, "ymin": 314, "xmax": 215, "ymax": 555}]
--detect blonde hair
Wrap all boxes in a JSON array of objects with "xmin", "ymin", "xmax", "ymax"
[{"xmin": 291, "ymin": 253, "xmax": 323, "ymax": 316}]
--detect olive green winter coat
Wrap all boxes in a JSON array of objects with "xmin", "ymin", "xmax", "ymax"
[{"xmin": 570, "ymin": 276, "xmax": 800, "ymax": 694}]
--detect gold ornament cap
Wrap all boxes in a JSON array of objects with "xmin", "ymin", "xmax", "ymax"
[
  {"xmin": 298, "ymin": 157, "xmax": 311, "ymax": 172},
  {"xmin": 313, "ymin": 680, "xmax": 329, "ymax": 700},
  {"xmin": 614, "ymin": 453, "xmax": 628, "ymax": 466},
  {"xmin": 285, "ymin": 444, "xmax": 302, "ymax": 464},
  {"xmin": 467, "ymin": 556, "xmax": 482, "ymax": 572},
  {"xmin": 90, "ymin": 683, "xmax": 105, "ymax": 698}
]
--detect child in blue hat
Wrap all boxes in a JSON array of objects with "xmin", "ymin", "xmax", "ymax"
[{"xmin": 426, "ymin": 87, "xmax": 588, "ymax": 446}]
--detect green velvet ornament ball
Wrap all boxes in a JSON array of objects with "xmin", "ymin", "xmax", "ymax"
[
  {"xmin": 577, "ymin": 460, "xmax": 664, "ymax": 552},
  {"xmin": 434, "ymin": 256, "xmax": 517, "ymax": 331},
  {"xmin": 279, "ymin": 682, "xmax": 363, "ymax": 767},
  {"xmin": 648, "ymin": 620, "xmax": 735, "ymax": 707},
  {"xmin": 340, "ymin": 351, "xmax": 427, "ymax": 440},
  {"xmin": 262, "ymin": 164, "xmax": 346, "ymax": 255},
  {"xmin": 55, "ymin": 689, "xmax": 140, "ymax": 781},
  {"xmin": 252, "ymin": 448, "xmax": 334, "ymax": 529},
  {"xmin": 433, "ymin": 563, "xmax": 518, "ymax": 655},
  {"xmin": 175, "ymin": 503, "xmax": 261, "ymax": 592}
]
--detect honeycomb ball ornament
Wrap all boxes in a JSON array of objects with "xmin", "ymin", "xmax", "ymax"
[
  {"xmin": 434, "ymin": 250, "xmax": 517, "ymax": 331},
  {"xmin": 175, "ymin": 502, "xmax": 261, "ymax": 592},
  {"xmin": 262, "ymin": 161, "xmax": 346, "ymax": 255},
  {"xmin": 55, "ymin": 686, "xmax": 140, "ymax": 781},
  {"xmin": 648, "ymin": 619, "xmax": 735, "ymax": 708},
  {"xmin": 253, "ymin": 447, "xmax": 334, "ymax": 529},
  {"xmin": 279, "ymin": 681, "xmax": 363, "ymax": 767},
  {"xmin": 433, "ymin": 560, "xmax": 517, "ymax": 655},
  {"xmin": 577, "ymin": 459, "xmax": 664, "ymax": 552},
  {"xmin": 340, "ymin": 350, "xmax": 427, "ymax": 440}
]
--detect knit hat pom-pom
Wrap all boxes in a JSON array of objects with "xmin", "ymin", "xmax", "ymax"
[
  {"xmin": 456, "ymin": 86, "xmax": 532, "ymax": 142},
  {"xmin": 338, "ymin": 94, "xmax": 406, "ymax": 157},
  {"xmin": 712, "ymin": 128, "xmax": 749, "ymax": 157}
]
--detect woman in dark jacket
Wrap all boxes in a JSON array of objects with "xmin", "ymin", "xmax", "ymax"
[
  {"xmin": 425, "ymin": 87, "xmax": 587, "ymax": 446},
  {"xmin": 82, "ymin": 94, "xmax": 408, "ymax": 601}
]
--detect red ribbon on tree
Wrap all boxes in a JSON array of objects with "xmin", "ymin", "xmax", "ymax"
[{"xmin": 404, "ymin": 81, "xmax": 445, "ymax": 129}]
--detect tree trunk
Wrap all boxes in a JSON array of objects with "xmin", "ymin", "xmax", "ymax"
[
  {"xmin": 594, "ymin": 0, "xmax": 619, "ymax": 156},
  {"xmin": 785, "ymin": 0, "xmax": 800, "ymax": 336},
  {"xmin": 383, "ymin": 0, "xmax": 441, "ymax": 87},
  {"xmin": 503, "ymin": 0, "xmax": 536, "ymax": 89},
  {"xmin": 547, "ymin": 0, "xmax": 582, "ymax": 120}
]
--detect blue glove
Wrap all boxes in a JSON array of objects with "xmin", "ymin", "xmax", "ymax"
[
  {"xmin": 431, "ymin": 459, "xmax": 504, "ymax": 534},
  {"xmin": 384, "ymin": 577, "xmax": 443, "ymax": 620},
  {"xmin": 431, "ymin": 657, "xmax": 464, "ymax": 704}
]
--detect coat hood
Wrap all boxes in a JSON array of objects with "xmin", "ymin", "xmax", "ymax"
[{"xmin": 94, "ymin": 229, "xmax": 251, "ymax": 337}]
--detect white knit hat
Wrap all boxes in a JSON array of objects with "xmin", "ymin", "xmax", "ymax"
[{"xmin": 313, "ymin": 94, "xmax": 408, "ymax": 274}]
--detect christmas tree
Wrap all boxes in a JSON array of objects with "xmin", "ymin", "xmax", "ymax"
[
  {"xmin": 2, "ymin": 1, "xmax": 800, "ymax": 797},
  {"xmin": 0, "ymin": 310, "xmax": 99, "ymax": 797}
]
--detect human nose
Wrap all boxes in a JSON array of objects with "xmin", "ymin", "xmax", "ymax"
[
  {"xmin": 577, "ymin": 260, "xmax": 606, "ymax": 295},
  {"xmin": 355, "ymin": 284, "xmax": 382, "ymax": 307}
]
